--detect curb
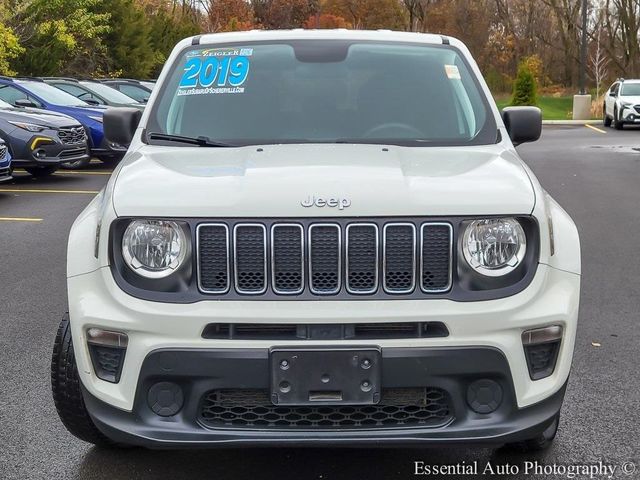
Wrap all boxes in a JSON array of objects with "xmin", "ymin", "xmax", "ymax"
[{"xmin": 542, "ymin": 120, "xmax": 601, "ymax": 125}]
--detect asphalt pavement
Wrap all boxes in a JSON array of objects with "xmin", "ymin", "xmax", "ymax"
[{"xmin": 1, "ymin": 125, "xmax": 639, "ymax": 479}]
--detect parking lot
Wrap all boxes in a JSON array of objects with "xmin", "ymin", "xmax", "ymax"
[{"xmin": 1, "ymin": 125, "xmax": 639, "ymax": 479}]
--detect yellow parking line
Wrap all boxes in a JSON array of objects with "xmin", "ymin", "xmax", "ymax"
[
  {"xmin": 585, "ymin": 124, "xmax": 606, "ymax": 134},
  {"xmin": 0, "ymin": 188, "xmax": 99, "ymax": 194},
  {"xmin": 0, "ymin": 217, "xmax": 43, "ymax": 222}
]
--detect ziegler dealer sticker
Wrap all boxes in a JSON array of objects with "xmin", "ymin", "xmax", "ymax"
[
  {"xmin": 177, "ymin": 48, "xmax": 252, "ymax": 96},
  {"xmin": 445, "ymin": 64, "xmax": 461, "ymax": 80}
]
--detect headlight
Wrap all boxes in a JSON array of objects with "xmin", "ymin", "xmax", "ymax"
[
  {"xmin": 8, "ymin": 121, "xmax": 46, "ymax": 132},
  {"xmin": 462, "ymin": 218, "xmax": 526, "ymax": 276},
  {"xmin": 122, "ymin": 220, "xmax": 188, "ymax": 278},
  {"xmin": 620, "ymin": 101, "xmax": 633, "ymax": 108},
  {"xmin": 88, "ymin": 115, "xmax": 103, "ymax": 123}
]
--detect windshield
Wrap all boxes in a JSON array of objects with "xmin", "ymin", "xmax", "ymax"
[
  {"xmin": 621, "ymin": 83, "xmax": 640, "ymax": 96},
  {"xmin": 18, "ymin": 81, "xmax": 88, "ymax": 106},
  {"xmin": 0, "ymin": 99, "xmax": 12, "ymax": 109},
  {"xmin": 81, "ymin": 82, "xmax": 140, "ymax": 104},
  {"xmin": 147, "ymin": 40, "xmax": 496, "ymax": 147}
]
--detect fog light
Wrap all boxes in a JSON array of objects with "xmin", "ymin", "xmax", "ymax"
[
  {"xmin": 34, "ymin": 149, "xmax": 46, "ymax": 159},
  {"xmin": 467, "ymin": 379, "xmax": 503, "ymax": 414},
  {"xmin": 522, "ymin": 325, "xmax": 562, "ymax": 380},
  {"xmin": 148, "ymin": 382, "xmax": 184, "ymax": 417},
  {"xmin": 87, "ymin": 328, "xmax": 127, "ymax": 383}
]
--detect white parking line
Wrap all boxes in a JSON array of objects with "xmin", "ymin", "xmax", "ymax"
[{"xmin": 0, "ymin": 217, "xmax": 43, "ymax": 222}]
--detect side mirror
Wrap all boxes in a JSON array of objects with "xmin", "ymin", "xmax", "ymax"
[
  {"xmin": 609, "ymin": 91, "xmax": 617, "ymax": 97},
  {"xmin": 14, "ymin": 99, "xmax": 37, "ymax": 108},
  {"xmin": 104, "ymin": 107, "xmax": 142, "ymax": 145},
  {"xmin": 501, "ymin": 106, "xmax": 542, "ymax": 146}
]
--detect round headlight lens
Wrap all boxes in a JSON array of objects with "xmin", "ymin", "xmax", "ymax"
[
  {"xmin": 462, "ymin": 218, "xmax": 526, "ymax": 276},
  {"xmin": 122, "ymin": 220, "xmax": 188, "ymax": 278}
]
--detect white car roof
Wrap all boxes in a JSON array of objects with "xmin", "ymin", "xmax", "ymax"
[{"xmin": 181, "ymin": 29, "xmax": 458, "ymax": 50}]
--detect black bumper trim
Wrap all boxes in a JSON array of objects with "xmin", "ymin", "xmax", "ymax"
[{"xmin": 81, "ymin": 346, "xmax": 567, "ymax": 448}]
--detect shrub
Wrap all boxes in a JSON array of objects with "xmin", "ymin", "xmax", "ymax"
[{"xmin": 511, "ymin": 63, "xmax": 538, "ymax": 106}]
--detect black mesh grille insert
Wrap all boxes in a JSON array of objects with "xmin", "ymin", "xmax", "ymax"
[
  {"xmin": 200, "ymin": 388, "xmax": 452, "ymax": 429},
  {"xmin": 234, "ymin": 225, "xmax": 267, "ymax": 293},
  {"xmin": 309, "ymin": 225, "xmax": 340, "ymax": 294},
  {"xmin": 272, "ymin": 225, "xmax": 303, "ymax": 293},
  {"xmin": 525, "ymin": 341, "xmax": 560, "ymax": 380},
  {"xmin": 384, "ymin": 224, "xmax": 416, "ymax": 293},
  {"xmin": 346, "ymin": 224, "xmax": 378, "ymax": 293},
  {"xmin": 88, "ymin": 345, "xmax": 125, "ymax": 383},
  {"xmin": 198, "ymin": 225, "xmax": 229, "ymax": 293},
  {"xmin": 421, "ymin": 224, "xmax": 452, "ymax": 292}
]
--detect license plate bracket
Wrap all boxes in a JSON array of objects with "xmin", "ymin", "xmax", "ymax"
[{"xmin": 270, "ymin": 347, "xmax": 381, "ymax": 406}]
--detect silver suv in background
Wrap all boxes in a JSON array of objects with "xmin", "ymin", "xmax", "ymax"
[{"xmin": 604, "ymin": 79, "xmax": 640, "ymax": 129}]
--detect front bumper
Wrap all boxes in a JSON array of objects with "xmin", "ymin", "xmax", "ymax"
[
  {"xmin": 81, "ymin": 347, "xmax": 567, "ymax": 448},
  {"xmin": 10, "ymin": 135, "xmax": 89, "ymax": 167},
  {"xmin": 69, "ymin": 261, "xmax": 579, "ymax": 411}
]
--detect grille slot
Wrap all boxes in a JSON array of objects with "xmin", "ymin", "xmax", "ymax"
[
  {"xmin": 202, "ymin": 322, "xmax": 449, "ymax": 340},
  {"xmin": 420, "ymin": 223, "xmax": 453, "ymax": 292},
  {"xmin": 346, "ymin": 223, "xmax": 378, "ymax": 294},
  {"xmin": 234, "ymin": 224, "xmax": 267, "ymax": 294},
  {"xmin": 383, "ymin": 223, "xmax": 416, "ymax": 293},
  {"xmin": 271, "ymin": 224, "xmax": 304, "ymax": 294},
  {"xmin": 197, "ymin": 224, "xmax": 230, "ymax": 293},
  {"xmin": 309, "ymin": 224, "xmax": 341, "ymax": 295},
  {"xmin": 0, "ymin": 145, "xmax": 7, "ymax": 161},
  {"xmin": 200, "ymin": 388, "xmax": 453, "ymax": 429}
]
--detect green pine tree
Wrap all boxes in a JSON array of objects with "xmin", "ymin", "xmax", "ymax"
[{"xmin": 511, "ymin": 63, "xmax": 538, "ymax": 106}]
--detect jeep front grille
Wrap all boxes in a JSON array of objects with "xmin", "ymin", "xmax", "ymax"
[{"xmin": 197, "ymin": 220, "xmax": 452, "ymax": 298}]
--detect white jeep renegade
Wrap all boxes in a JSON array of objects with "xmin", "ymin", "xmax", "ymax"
[{"xmin": 52, "ymin": 30, "xmax": 580, "ymax": 451}]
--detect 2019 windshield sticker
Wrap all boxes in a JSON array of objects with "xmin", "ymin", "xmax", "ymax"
[{"xmin": 178, "ymin": 48, "xmax": 252, "ymax": 96}]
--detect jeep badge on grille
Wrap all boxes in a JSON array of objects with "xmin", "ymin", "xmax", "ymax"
[{"xmin": 301, "ymin": 195, "xmax": 351, "ymax": 210}]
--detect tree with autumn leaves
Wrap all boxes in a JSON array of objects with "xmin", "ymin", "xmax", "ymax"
[{"xmin": 0, "ymin": 0, "xmax": 639, "ymax": 91}]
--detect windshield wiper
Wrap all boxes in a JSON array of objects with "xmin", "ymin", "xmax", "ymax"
[{"xmin": 147, "ymin": 132, "xmax": 236, "ymax": 147}]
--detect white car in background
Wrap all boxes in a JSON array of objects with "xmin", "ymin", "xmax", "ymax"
[{"xmin": 604, "ymin": 79, "xmax": 640, "ymax": 129}]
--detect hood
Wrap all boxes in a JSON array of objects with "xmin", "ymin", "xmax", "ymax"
[
  {"xmin": 0, "ymin": 106, "xmax": 82, "ymax": 128},
  {"xmin": 620, "ymin": 95, "xmax": 640, "ymax": 105},
  {"xmin": 112, "ymin": 144, "xmax": 535, "ymax": 218}
]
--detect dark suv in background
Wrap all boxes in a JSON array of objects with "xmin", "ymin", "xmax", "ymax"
[
  {"xmin": 0, "ymin": 138, "xmax": 11, "ymax": 182},
  {"xmin": 0, "ymin": 98, "xmax": 88, "ymax": 176}
]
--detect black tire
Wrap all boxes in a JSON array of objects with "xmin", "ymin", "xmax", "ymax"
[
  {"xmin": 614, "ymin": 108, "xmax": 624, "ymax": 130},
  {"xmin": 25, "ymin": 166, "xmax": 58, "ymax": 177},
  {"xmin": 503, "ymin": 413, "xmax": 560, "ymax": 453},
  {"xmin": 60, "ymin": 157, "xmax": 92, "ymax": 170},
  {"xmin": 603, "ymin": 109, "xmax": 612, "ymax": 127},
  {"xmin": 51, "ymin": 314, "xmax": 117, "ymax": 447}
]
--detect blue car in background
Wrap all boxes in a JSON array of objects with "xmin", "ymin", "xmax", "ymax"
[
  {"xmin": 0, "ymin": 77, "xmax": 128, "ymax": 168},
  {"xmin": 0, "ymin": 138, "xmax": 12, "ymax": 183}
]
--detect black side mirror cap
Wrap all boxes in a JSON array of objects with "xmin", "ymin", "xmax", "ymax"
[
  {"xmin": 501, "ymin": 106, "xmax": 542, "ymax": 146},
  {"xmin": 14, "ymin": 99, "xmax": 37, "ymax": 108},
  {"xmin": 104, "ymin": 107, "xmax": 142, "ymax": 145}
]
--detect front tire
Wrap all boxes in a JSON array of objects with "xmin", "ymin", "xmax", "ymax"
[
  {"xmin": 504, "ymin": 413, "xmax": 560, "ymax": 453},
  {"xmin": 614, "ymin": 108, "xmax": 624, "ymax": 130},
  {"xmin": 25, "ymin": 166, "xmax": 58, "ymax": 177},
  {"xmin": 51, "ymin": 313, "xmax": 117, "ymax": 447},
  {"xmin": 603, "ymin": 108, "xmax": 612, "ymax": 127}
]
